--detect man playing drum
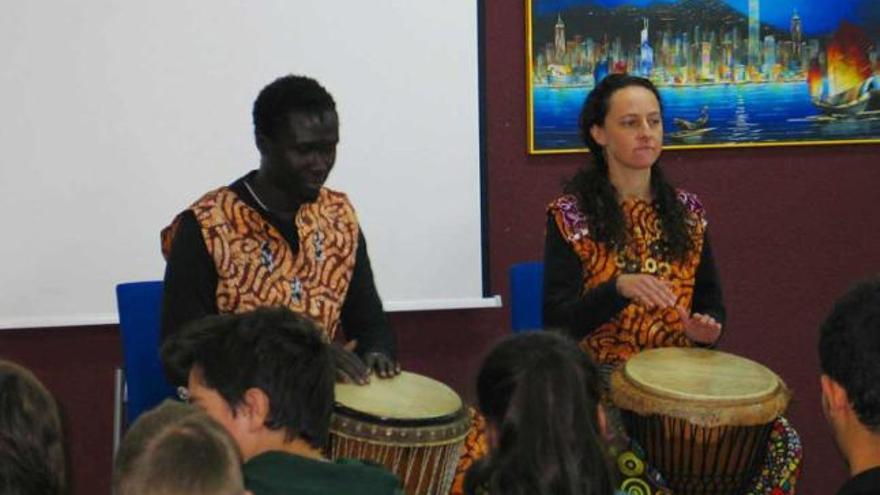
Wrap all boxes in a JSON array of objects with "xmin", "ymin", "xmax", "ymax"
[
  {"xmin": 162, "ymin": 307, "xmax": 403, "ymax": 495},
  {"xmin": 819, "ymin": 276, "xmax": 880, "ymax": 495},
  {"xmin": 160, "ymin": 74, "xmax": 400, "ymax": 385}
]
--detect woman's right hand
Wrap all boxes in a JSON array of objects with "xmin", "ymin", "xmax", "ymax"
[{"xmin": 616, "ymin": 274, "xmax": 677, "ymax": 309}]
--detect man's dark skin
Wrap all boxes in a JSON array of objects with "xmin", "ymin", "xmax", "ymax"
[{"xmin": 251, "ymin": 109, "xmax": 400, "ymax": 383}]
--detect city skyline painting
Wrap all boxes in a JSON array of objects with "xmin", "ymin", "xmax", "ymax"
[{"xmin": 527, "ymin": 0, "xmax": 880, "ymax": 153}]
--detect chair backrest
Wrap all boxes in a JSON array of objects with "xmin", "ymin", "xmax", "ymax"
[
  {"xmin": 116, "ymin": 281, "xmax": 176, "ymax": 425},
  {"xmin": 509, "ymin": 261, "xmax": 544, "ymax": 333}
]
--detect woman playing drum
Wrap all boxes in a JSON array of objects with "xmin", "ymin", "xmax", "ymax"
[
  {"xmin": 452, "ymin": 75, "xmax": 800, "ymax": 495},
  {"xmin": 537, "ymin": 74, "xmax": 801, "ymax": 494},
  {"xmin": 543, "ymin": 73, "xmax": 725, "ymax": 367}
]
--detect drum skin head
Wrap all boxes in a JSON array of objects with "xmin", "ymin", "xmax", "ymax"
[
  {"xmin": 610, "ymin": 348, "xmax": 791, "ymax": 427},
  {"xmin": 335, "ymin": 371, "xmax": 462, "ymax": 421},
  {"xmin": 625, "ymin": 347, "xmax": 779, "ymax": 402}
]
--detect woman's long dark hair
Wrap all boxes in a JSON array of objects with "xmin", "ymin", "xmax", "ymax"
[
  {"xmin": 464, "ymin": 333, "xmax": 615, "ymax": 495},
  {"xmin": 566, "ymin": 73, "xmax": 693, "ymax": 260}
]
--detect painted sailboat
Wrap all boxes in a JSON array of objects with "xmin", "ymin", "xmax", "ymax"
[
  {"xmin": 809, "ymin": 22, "xmax": 880, "ymax": 116},
  {"xmin": 669, "ymin": 106, "xmax": 715, "ymax": 141}
]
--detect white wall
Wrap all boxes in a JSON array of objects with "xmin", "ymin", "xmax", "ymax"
[{"xmin": 0, "ymin": 1, "xmax": 495, "ymax": 329}]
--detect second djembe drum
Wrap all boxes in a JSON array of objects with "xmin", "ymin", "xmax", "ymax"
[
  {"xmin": 610, "ymin": 347, "xmax": 790, "ymax": 495},
  {"xmin": 328, "ymin": 371, "xmax": 471, "ymax": 495}
]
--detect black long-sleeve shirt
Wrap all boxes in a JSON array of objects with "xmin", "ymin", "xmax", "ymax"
[
  {"xmin": 542, "ymin": 215, "xmax": 725, "ymax": 340},
  {"xmin": 161, "ymin": 172, "xmax": 395, "ymax": 359}
]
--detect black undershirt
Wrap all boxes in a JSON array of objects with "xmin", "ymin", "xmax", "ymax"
[{"xmin": 836, "ymin": 466, "xmax": 880, "ymax": 495}]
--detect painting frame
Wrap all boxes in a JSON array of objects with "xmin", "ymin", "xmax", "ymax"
[{"xmin": 527, "ymin": 0, "xmax": 880, "ymax": 154}]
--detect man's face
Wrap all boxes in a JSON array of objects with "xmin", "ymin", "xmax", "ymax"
[
  {"xmin": 187, "ymin": 367, "xmax": 254, "ymax": 458},
  {"xmin": 260, "ymin": 110, "xmax": 338, "ymax": 203}
]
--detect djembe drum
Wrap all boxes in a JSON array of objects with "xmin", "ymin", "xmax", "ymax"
[
  {"xmin": 328, "ymin": 371, "xmax": 471, "ymax": 495},
  {"xmin": 610, "ymin": 348, "xmax": 790, "ymax": 495}
]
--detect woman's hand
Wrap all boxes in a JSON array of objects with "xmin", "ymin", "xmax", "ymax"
[
  {"xmin": 616, "ymin": 274, "xmax": 677, "ymax": 309},
  {"xmin": 677, "ymin": 308, "xmax": 722, "ymax": 345}
]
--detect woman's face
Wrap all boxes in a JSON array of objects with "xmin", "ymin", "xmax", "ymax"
[{"xmin": 589, "ymin": 85, "xmax": 663, "ymax": 174}]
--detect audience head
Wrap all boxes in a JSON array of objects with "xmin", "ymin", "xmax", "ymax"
[
  {"xmin": 465, "ymin": 332, "xmax": 615, "ymax": 495},
  {"xmin": 819, "ymin": 276, "xmax": 880, "ymax": 465},
  {"xmin": 113, "ymin": 400, "xmax": 246, "ymax": 495},
  {"xmin": 161, "ymin": 308, "xmax": 335, "ymax": 460},
  {"xmin": 0, "ymin": 359, "xmax": 66, "ymax": 495}
]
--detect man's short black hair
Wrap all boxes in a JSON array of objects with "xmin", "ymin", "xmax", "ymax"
[
  {"xmin": 819, "ymin": 276, "xmax": 880, "ymax": 431},
  {"xmin": 252, "ymin": 75, "xmax": 336, "ymax": 141},
  {"xmin": 161, "ymin": 308, "xmax": 335, "ymax": 448}
]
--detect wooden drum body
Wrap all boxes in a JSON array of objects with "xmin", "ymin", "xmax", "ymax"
[
  {"xmin": 610, "ymin": 348, "xmax": 790, "ymax": 495},
  {"xmin": 329, "ymin": 371, "xmax": 470, "ymax": 495}
]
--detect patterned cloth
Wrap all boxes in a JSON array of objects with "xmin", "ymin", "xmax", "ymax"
[
  {"xmin": 548, "ymin": 192, "xmax": 708, "ymax": 367},
  {"xmin": 162, "ymin": 186, "xmax": 359, "ymax": 340},
  {"xmin": 450, "ymin": 407, "xmax": 489, "ymax": 495},
  {"xmin": 608, "ymin": 439, "xmax": 673, "ymax": 495},
  {"xmin": 744, "ymin": 416, "xmax": 802, "ymax": 495}
]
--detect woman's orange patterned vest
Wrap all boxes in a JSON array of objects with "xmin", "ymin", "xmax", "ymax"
[
  {"xmin": 548, "ymin": 191, "xmax": 707, "ymax": 367},
  {"xmin": 162, "ymin": 187, "xmax": 358, "ymax": 340}
]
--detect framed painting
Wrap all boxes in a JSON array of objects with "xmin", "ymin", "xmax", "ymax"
[{"xmin": 527, "ymin": 0, "xmax": 880, "ymax": 153}]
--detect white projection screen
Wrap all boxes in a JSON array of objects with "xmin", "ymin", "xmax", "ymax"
[{"xmin": 0, "ymin": 1, "xmax": 496, "ymax": 329}]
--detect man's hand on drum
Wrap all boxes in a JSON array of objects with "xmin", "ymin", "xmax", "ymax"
[
  {"xmin": 332, "ymin": 341, "xmax": 370, "ymax": 385},
  {"xmin": 616, "ymin": 274, "xmax": 677, "ymax": 309},
  {"xmin": 364, "ymin": 351, "xmax": 402, "ymax": 379},
  {"xmin": 332, "ymin": 340, "xmax": 401, "ymax": 385},
  {"xmin": 677, "ymin": 308, "xmax": 723, "ymax": 345}
]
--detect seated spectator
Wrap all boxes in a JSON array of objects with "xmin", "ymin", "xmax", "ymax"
[
  {"xmin": 819, "ymin": 276, "xmax": 880, "ymax": 495},
  {"xmin": 0, "ymin": 359, "xmax": 66, "ymax": 495},
  {"xmin": 463, "ymin": 332, "xmax": 616, "ymax": 495},
  {"xmin": 162, "ymin": 307, "xmax": 402, "ymax": 495},
  {"xmin": 112, "ymin": 400, "xmax": 247, "ymax": 495}
]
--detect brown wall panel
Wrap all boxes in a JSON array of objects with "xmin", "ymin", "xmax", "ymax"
[{"xmin": 0, "ymin": 327, "xmax": 121, "ymax": 495}]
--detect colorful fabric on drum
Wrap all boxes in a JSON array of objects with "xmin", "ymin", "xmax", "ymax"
[
  {"xmin": 548, "ymin": 192, "xmax": 707, "ymax": 367},
  {"xmin": 745, "ymin": 416, "xmax": 803, "ymax": 495},
  {"xmin": 608, "ymin": 438, "xmax": 673, "ymax": 495},
  {"xmin": 162, "ymin": 186, "xmax": 358, "ymax": 340},
  {"xmin": 450, "ymin": 407, "xmax": 490, "ymax": 495}
]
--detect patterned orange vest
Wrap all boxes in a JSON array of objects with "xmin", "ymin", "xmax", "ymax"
[
  {"xmin": 163, "ymin": 186, "xmax": 359, "ymax": 340},
  {"xmin": 548, "ymin": 191, "xmax": 707, "ymax": 366}
]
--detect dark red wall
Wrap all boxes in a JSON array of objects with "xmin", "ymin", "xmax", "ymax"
[
  {"xmin": 481, "ymin": 3, "xmax": 880, "ymax": 494},
  {"xmin": 1, "ymin": 2, "xmax": 878, "ymax": 494},
  {"xmin": 0, "ymin": 327, "xmax": 121, "ymax": 495}
]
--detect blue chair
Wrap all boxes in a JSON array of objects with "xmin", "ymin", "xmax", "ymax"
[
  {"xmin": 509, "ymin": 261, "xmax": 544, "ymax": 333},
  {"xmin": 115, "ymin": 281, "xmax": 176, "ymax": 441}
]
